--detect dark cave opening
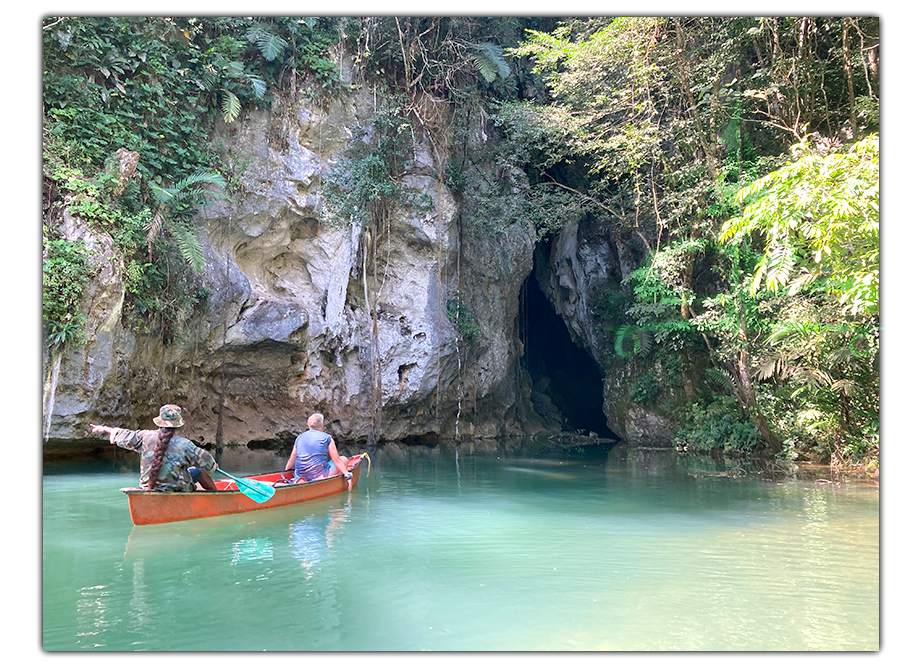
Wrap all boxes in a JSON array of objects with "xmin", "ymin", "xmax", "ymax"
[{"xmin": 520, "ymin": 270, "xmax": 617, "ymax": 439}]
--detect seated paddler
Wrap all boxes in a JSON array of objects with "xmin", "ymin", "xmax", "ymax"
[
  {"xmin": 90, "ymin": 404, "xmax": 218, "ymax": 492},
  {"xmin": 285, "ymin": 412, "xmax": 353, "ymax": 491}
]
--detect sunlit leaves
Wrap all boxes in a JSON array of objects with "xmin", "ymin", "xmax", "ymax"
[
  {"xmin": 221, "ymin": 89, "xmax": 242, "ymax": 123},
  {"xmin": 720, "ymin": 134, "xmax": 879, "ymax": 315},
  {"xmin": 42, "ymin": 236, "xmax": 90, "ymax": 351}
]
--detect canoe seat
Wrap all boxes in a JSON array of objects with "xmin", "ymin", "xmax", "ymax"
[{"xmin": 274, "ymin": 477, "xmax": 306, "ymax": 487}]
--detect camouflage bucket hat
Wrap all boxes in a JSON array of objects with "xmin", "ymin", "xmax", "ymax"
[{"xmin": 153, "ymin": 404, "xmax": 185, "ymax": 428}]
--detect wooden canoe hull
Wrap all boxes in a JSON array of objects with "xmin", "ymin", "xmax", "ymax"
[{"xmin": 121, "ymin": 454, "xmax": 367, "ymax": 525}]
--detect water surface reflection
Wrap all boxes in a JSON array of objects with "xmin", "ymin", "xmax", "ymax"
[{"xmin": 44, "ymin": 440, "xmax": 878, "ymax": 651}]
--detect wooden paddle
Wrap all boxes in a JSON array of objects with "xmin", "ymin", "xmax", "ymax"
[{"xmin": 216, "ymin": 469, "xmax": 276, "ymax": 504}]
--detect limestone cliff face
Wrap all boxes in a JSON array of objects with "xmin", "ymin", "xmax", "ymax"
[{"xmin": 43, "ymin": 89, "xmax": 536, "ymax": 447}]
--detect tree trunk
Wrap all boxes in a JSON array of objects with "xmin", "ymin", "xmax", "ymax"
[
  {"xmin": 735, "ymin": 347, "xmax": 782, "ymax": 452},
  {"xmin": 842, "ymin": 18, "xmax": 858, "ymax": 138},
  {"xmin": 734, "ymin": 306, "xmax": 783, "ymax": 452}
]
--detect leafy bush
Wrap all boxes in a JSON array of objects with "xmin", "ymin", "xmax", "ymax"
[
  {"xmin": 446, "ymin": 298, "xmax": 481, "ymax": 346},
  {"xmin": 674, "ymin": 396, "xmax": 765, "ymax": 454},
  {"xmin": 321, "ymin": 96, "xmax": 422, "ymax": 230},
  {"xmin": 42, "ymin": 234, "xmax": 90, "ymax": 351}
]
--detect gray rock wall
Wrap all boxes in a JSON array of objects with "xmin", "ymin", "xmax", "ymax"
[{"xmin": 43, "ymin": 89, "xmax": 535, "ymax": 447}]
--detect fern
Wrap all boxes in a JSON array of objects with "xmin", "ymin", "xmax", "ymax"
[
  {"xmin": 614, "ymin": 325, "xmax": 642, "ymax": 357},
  {"xmin": 705, "ymin": 367, "xmax": 735, "ymax": 393}
]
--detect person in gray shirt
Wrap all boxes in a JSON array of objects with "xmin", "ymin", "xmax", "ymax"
[{"xmin": 285, "ymin": 412, "xmax": 353, "ymax": 490}]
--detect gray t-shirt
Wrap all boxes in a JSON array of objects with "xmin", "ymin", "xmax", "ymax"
[{"xmin": 293, "ymin": 429, "xmax": 333, "ymax": 479}]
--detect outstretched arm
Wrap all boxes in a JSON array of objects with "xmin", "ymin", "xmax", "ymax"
[
  {"xmin": 90, "ymin": 424, "xmax": 115, "ymax": 439},
  {"xmin": 90, "ymin": 424, "xmax": 129, "ymax": 445}
]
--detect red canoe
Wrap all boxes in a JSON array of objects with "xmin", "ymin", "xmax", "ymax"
[{"xmin": 120, "ymin": 454, "xmax": 368, "ymax": 525}]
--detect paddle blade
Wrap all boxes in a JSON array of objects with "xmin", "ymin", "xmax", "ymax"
[{"xmin": 217, "ymin": 469, "xmax": 276, "ymax": 504}]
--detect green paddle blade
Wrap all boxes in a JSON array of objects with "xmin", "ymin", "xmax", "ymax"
[{"xmin": 217, "ymin": 469, "xmax": 276, "ymax": 504}]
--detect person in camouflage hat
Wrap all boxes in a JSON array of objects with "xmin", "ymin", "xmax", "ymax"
[{"xmin": 91, "ymin": 405, "xmax": 218, "ymax": 492}]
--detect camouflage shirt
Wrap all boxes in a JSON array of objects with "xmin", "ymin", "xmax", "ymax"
[{"xmin": 111, "ymin": 428, "xmax": 217, "ymax": 492}]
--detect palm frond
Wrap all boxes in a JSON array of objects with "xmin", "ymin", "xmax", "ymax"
[
  {"xmin": 247, "ymin": 74, "xmax": 267, "ymax": 99},
  {"xmin": 170, "ymin": 222, "xmax": 206, "ymax": 274},
  {"xmin": 754, "ymin": 355, "xmax": 783, "ymax": 381},
  {"xmin": 175, "ymin": 172, "xmax": 227, "ymax": 192},
  {"xmin": 145, "ymin": 209, "xmax": 166, "ymax": 260},
  {"xmin": 766, "ymin": 320, "xmax": 818, "ymax": 346},
  {"xmin": 243, "ymin": 23, "xmax": 265, "ymax": 43},
  {"xmin": 224, "ymin": 61, "xmax": 246, "ymax": 77},
  {"xmin": 200, "ymin": 64, "xmax": 219, "ymax": 91},
  {"xmin": 256, "ymin": 30, "xmax": 289, "ymax": 61},
  {"xmin": 149, "ymin": 183, "xmax": 178, "ymax": 204},
  {"xmin": 830, "ymin": 378, "xmax": 856, "ymax": 397},
  {"xmin": 472, "ymin": 42, "xmax": 510, "ymax": 83},
  {"xmin": 791, "ymin": 367, "xmax": 833, "ymax": 389},
  {"xmin": 825, "ymin": 345, "xmax": 856, "ymax": 366},
  {"xmin": 221, "ymin": 90, "xmax": 242, "ymax": 123}
]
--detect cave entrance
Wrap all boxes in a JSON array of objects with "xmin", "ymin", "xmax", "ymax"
[{"xmin": 520, "ymin": 270, "xmax": 616, "ymax": 439}]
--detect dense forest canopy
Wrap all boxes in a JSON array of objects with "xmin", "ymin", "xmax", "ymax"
[{"xmin": 42, "ymin": 16, "xmax": 879, "ymax": 469}]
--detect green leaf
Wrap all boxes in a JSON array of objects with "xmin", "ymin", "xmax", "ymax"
[
  {"xmin": 256, "ymin": 30, "xmax": 288, "ymax": 61},
  {"xmin": 221, "ymin": 90, "xmax": 241, "ymax": 123},
  {"xmin": 247, "ymin": 74, "xmax": 267, "ymax": 99},
  {"xmin": 170, "ymin": 222, "xmax": 206, "ymax": 273},
  {"xmin": 472, "ymin": 42, "xmax": 511, "ymax": 84}
]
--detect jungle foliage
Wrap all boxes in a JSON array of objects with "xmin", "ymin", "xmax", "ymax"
[{"xmin": 507, "ymin": 17, "xmax": 879, "ymax": 467}]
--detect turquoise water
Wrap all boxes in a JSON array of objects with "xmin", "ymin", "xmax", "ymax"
[{"xmin": 42, "ymin": 441, "xmax": 879, "ymax": 651}]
